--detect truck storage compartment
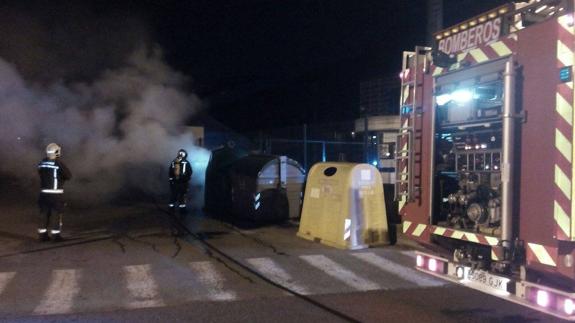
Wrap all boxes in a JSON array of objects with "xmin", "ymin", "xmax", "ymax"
[{"xmin": 432, "ymin": 59, "xmax": 508, "ymax": 238}]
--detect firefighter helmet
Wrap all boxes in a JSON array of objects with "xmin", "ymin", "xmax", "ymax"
[
  {"xmin": 177, "ymin": 149, "xmax": 188, "ymax": 159},
  {"xmin": 46, "ymin": 143, "xmax": 61, "ymax": 159}
]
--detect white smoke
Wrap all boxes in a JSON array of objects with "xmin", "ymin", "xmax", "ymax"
[{"xmin": 0, "ymin": 47, "xmax": 210, "ymax": 204}]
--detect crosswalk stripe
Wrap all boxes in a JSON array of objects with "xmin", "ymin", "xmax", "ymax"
[
  {"xmin": 124, "ymin": 264, "xmax": 165, "ymax": 308},
  {"xmin": 0, "ymin": 272, "xmax": 16, "ymax": 296},
  {"xmin": 352, "ymin": 252, "xmax": 445, "ymax": 287},
  {"xmin": 189, "ymin": 261, "xmax": 236, "ymax": 301},
  {"xmin": 34, "ymin": 269, "xmax": 81, "ymax": 315},
  {"xmin": 299, "ymin": 255, "xmax": 382, "ymax": 291},
  {"xmin": 247, "ymin": 257, "xmax": 310, "ymax": 295}
]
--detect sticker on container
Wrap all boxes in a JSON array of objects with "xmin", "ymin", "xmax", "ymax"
[
  {"xmin": 310, "ymin": 188, "xmax": 320, "ymax": 198},
  {"xmin": 361, "ymin": 169, "xmax": 372, "ymax": 181}
]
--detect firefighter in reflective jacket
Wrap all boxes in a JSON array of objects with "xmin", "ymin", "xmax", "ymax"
[
  {"xmin": 169, "ymin": 149, "xmax": 192, "ymax": 213},
  {"xmin": 37, "ymin": 143, "xmax": 71, "ymax": 242}
]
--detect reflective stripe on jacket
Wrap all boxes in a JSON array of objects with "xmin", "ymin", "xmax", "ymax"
[{"xmin": 38, "ymin": 159, "xmax": 71, "ymax": 193}]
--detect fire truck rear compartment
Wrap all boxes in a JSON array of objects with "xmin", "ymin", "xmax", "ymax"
[{"xmin": 432, "ymin": 61, "xmax": 508, "ymax": 237}]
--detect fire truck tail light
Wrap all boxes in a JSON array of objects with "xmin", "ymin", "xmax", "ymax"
[
  {"xmin": 428, "ymin": 258, "xmax": 438, "ymax": 271},
  {"xmin": 456, "ymin": 266, "xmax": 465, "ymax": 279},
  {"xmin": 416, "ymin": 255, "xmax": 446, "ymax": 273},
  {"xmin": 564, "ymin": 299, "xmax": 575, "ymax": 315},
  {"xmin": 536, "ymin": 290, "xmax": 551, "ymax": 307},
  {"xmin": 526, "ymin": 287, "xmax": 575, "ymax": 315},
  {"xmin": 416, "ymin": 255, "xmax": 425, "ymax": 267}
]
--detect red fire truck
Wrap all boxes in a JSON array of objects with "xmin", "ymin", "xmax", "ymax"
[{"xmin": 397, "ymin": 0, "xmax": 575, "ymax": 319}]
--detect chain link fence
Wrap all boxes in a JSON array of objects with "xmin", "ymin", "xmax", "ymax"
[{"xmin": 252, "ymin": 122, "xmax": 379, "ymax": 171}]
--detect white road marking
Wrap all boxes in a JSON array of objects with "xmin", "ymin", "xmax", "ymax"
[
  {"xmin": 34, "ymin": 269, "xmax": 81, "ymax": 315},
  {"xmin": 299, "ymin": 255, "xmax": 381, "ymax": 291},
  {"xmin": 189, "ymin": 261, "xmax": 236, "ymax": 301},
  {"xmin": 352, "ymin": 252, "xmax": 445, "ymax": 287},
  {"xmin": 247, "ymin": 257, "xmax": 310, "ymax": 295},
  {"xmin": 0, "ymin": 272, "xmax": 16, "ymax": 295},
  {"xmin": 124, "ymin": 264, "xmax": 165, "ymax": 308}
]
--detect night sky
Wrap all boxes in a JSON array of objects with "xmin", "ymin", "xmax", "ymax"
[
  {"xmin": 151, "ymin": 0, "xmax": 509, "ymax": 132},
  {"xmin": 154, "ymin": 0, "xmax": 428, "ymax": 131},
  {"xmin": 0, "ymin": 0, "xmax": 509, "ymax": 133}
]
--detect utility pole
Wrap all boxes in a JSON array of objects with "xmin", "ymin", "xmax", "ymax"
[
  {"xmin": 303, "ymin": 124, "xmax": 308, "ymax": 171},
  {"xmin": 362, "ymin": 107, "xmax": 369, "ymax": 163}
]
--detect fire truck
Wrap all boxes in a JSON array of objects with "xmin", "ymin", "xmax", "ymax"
[{"xmin": 396, "ymin": 0, "xmax": 575, "ymax": 319}]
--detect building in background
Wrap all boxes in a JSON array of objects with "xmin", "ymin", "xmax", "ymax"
[
  {"xmin": 359, "ymin": 77, "xmax": 399, "ymax": 116},
  {"xmin": 356, "ymin": 76, "xmax": 401, "ymax": 209},
  {"xmin": 427, "ymin": 0, "xmax": 444, "ymax": 45}
]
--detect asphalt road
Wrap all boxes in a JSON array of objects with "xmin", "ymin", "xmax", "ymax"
[{"xmin": 0, "ymin": 192, "xmax": 564, "ymax": 323}]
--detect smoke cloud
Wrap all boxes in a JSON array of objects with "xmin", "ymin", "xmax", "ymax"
[
  {"xmin": 0, "ymin": 48, "xmax": 209, "ymax": 204},
  {"xmin": 0, "ymin": 2, "xmax": 210, "ymax": 205}
]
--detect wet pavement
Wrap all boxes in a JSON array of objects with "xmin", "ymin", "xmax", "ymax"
[{"xmin": 0, "ymin": 191, "xmax": 564, "ymax": 323}]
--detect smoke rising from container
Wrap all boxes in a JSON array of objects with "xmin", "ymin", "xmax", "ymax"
[
  {"xmin": 0, "ymin": 48, "xmax": 210, "ymax": 203},
  {"xmin": 0, "ymin": 1, "xmax": 212, "ymax": 205}
]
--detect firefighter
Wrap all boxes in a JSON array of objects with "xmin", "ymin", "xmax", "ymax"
[
  {"xmin": 37, "ymin": 143, "xmax": 72, "ymax": 242},
  {"xmin": 168, "ymin": 149, "xmax": 192, "ymax": 215}
]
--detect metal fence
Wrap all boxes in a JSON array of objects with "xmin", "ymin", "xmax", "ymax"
[{"xmin": 256, "ymin": 122, "xmax": 378, "ymax": 172}]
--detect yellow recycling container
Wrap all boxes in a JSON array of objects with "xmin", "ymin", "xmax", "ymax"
[{"xmin": 297, "ymin": 162, "xmax": 389, "ymax": 249}]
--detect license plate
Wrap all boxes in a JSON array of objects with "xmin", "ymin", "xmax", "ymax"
[{"xmin": 465, "ymin": 268, "xmax": 509, "ymax": 292}]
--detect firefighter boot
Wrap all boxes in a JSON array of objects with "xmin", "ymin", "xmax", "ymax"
[{"xmin": 52, "ymin": 234, "xmax": 63, "ymax": 242}]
